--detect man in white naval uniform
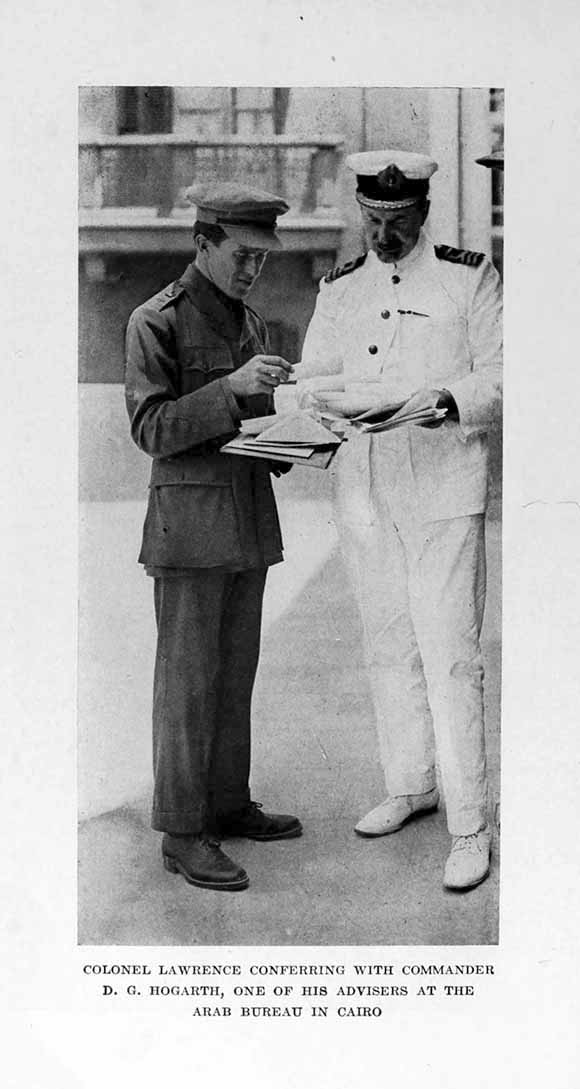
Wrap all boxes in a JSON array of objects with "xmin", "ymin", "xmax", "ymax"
[{"xmin": 297, "ymin": 149, "xmax": 502, "ymax": 890}]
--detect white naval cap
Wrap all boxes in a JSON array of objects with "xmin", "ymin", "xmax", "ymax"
[{"xmin": 346, "ymin": 149, "xmax": 438, "ymax": 209}]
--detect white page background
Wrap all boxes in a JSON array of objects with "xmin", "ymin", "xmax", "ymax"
[{"xmin": 3, "ymin": 1, "xmax": 580, "ymax": 1086}]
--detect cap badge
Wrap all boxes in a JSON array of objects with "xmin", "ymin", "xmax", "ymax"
[{"xmin": 377, "ymin": 164, "xmax": 406, "ymax": 191}]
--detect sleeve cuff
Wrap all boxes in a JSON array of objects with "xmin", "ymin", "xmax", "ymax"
[
  {"xmin": 438, "ymin": 388, "xmax": 459, "ymax": 421},
  {"xmin": 442, "ymin": 381, "xmax": 482, "ymax": 441}
]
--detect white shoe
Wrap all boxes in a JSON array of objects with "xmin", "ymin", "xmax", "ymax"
[
  {"xmin": 444, "ymin": 827, "xmax": 491, "ymax": 890},
  {"xmin": 354, "ymin": 789, "xmax": 439, "ymax": 837}
]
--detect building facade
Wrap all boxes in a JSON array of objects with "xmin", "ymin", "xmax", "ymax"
[{"xmin": 78, "ymin": 87, "xmax": 503, "ymax": 817}]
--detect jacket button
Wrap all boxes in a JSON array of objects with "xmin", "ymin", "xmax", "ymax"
[
  {"xmin": 368, "ymin": 344, "xmax": 378, "ymax": 355},
  {"xmin": 392, "ymin": 274, "xmax": 400, "ymax": 284},
  {"xmin": 381, "ymin": 309, "xmax": 390, "ymax": 319}
]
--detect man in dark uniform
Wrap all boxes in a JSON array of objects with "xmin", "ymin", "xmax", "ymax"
[{"xmin": 125, "ymin": 183, "xmax": 302, "ymax": 892}]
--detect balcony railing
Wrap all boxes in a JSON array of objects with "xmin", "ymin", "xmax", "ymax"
[{"xmin": 79, "ymin": 134, "xmax": 345, "ymax": 263}]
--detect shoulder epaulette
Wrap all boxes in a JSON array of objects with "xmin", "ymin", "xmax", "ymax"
[
  {"xmin": 157, "ymin": 282, "xmax": 187, "ymax": 310},
  {"xmin": 435, "ymin": 245, "xmax": 485, "ymax": 268},
  {"xmin": 324, "ymin": 253, "xmax": 367, "ymax": 283}
]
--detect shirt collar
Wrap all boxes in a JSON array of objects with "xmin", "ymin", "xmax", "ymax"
[{"xmin": 177, "ymin": 263, "xmax": 249, "ymax": 342}]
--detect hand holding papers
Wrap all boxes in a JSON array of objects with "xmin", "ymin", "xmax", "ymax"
[
  {"xmin": 310, "ymin": 384, "xmax": 447, "ymax": 432},
  {"xmin": 220, "ymin": 412, "xmax": 343, "ymax": 470},
  {"xmin": 353, "ymin": 397, "xmax": 447, "ymax": 433},
  {"xmin": 221, "ymin": 385, "xmax": 448, "ymax": 471}
]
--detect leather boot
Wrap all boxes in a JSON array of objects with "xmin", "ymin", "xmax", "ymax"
[
  {"xmin": 162, "ymin": 834, "xmax": 249, "ymax": 890},
  {"xmin": 216, "ymin": 801, "xmax": 302, "ymax": 841}
]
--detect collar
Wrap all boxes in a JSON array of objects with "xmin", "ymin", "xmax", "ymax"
[{"xmin": 177, "ymin": 263, "xmax": 255, "ymax": 344}]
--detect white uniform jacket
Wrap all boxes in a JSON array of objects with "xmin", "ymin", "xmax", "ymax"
[{"xmin": 298, "ymin": 230, "xmax": 503, "ymax": 523}]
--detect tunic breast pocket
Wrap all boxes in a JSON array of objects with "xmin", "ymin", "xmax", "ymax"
[
  {"xmin": 402, "ymin": 312, "xmax": 470, "ymax": 383},
  {"xmin": 181, "ymin": 346, "xmax": 235, "ymax": 393}
]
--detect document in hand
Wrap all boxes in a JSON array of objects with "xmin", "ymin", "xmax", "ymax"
[
  {"xmin": 353, "ymin": 399, "xmax": 447, "ymax": 433},
  {"xmin": 310, "ymin": 387, "xmax": 446, "ymax": 432},
  {"xmin": 221, "ymin": 412, "xmax": 343, "ymax": 470}
]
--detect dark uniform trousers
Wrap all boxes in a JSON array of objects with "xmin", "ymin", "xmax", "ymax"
[
  {"xmin": 125, "ymin": 264, "xmax": 286, "ymax": 839},
  {"xmin": 152, "ymin": 569, "xmax": 266, "ymax": 835}
]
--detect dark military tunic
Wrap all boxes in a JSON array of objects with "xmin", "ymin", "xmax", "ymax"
[{"xmin": 125, "ymin": 262, "xmax": 283, "ymax": 571}]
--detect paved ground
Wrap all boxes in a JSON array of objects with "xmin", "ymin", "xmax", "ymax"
[{"xmin": 78, "ymin": 518, "xmax": 500, "ymax": 946}]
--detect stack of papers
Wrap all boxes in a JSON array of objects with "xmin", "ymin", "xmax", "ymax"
[
  {"xmin": 308, "ymin": 385, "xmax": 447, "ymax": 432},
  {"xmin": 352, "ymin": 399, "xmax": 447, "ymax": 433},
  {"xmin": 221, "ymin": 412, "xmax": 343, "ymax": 470}
]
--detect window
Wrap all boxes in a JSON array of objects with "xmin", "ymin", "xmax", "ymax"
[
  {"xmin": 172, "ymin": 87, "xmax": 290, "ymax": 137},
  {"xmin": 230, "ymin": 88, "xmax": 290, "ymax": 135},
  {"xmin": 117, "ymin": 87, "xmax": 173, "ymax": 134}
]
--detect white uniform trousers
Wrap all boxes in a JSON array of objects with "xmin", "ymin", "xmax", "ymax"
[{"xmin": 334, "ymin": 438, "xmax": 489, "ymax": 836}]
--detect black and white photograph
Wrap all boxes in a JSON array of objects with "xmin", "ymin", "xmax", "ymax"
[
  {"xmin": 4, "ymin": 2, "xmax": 580, "ymax": 1086},
  {"xmin": 78, "ymin": 85, "xmax": 503, "ymax": 946}
]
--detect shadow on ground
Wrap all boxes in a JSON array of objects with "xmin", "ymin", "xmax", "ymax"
[{"xmin": 78, "ymin": 525, "xmax": 500, "ymax": 946}]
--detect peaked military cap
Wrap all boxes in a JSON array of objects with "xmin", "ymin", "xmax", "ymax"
[
  {"xmin": 185, "ymin": 182, "xmax": 289, "ymax": 249},
  {"xmin": 346, "ymin": 149, "xmax": 438, "ymax": 210}
]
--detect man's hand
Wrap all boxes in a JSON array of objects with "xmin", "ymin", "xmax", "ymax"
[
  {"xmin": 269, "ymin": 461, "xmax": 293, "ymax": 477},
  {"xmin": 399, "ymin": 387, "xmax": 458, "ymax": 428},
  {"xmin": 227, "ymin": 355, "xmax": 294, "ymax": 398}
]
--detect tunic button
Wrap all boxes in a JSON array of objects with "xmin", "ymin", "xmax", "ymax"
[
  {"xmin": 381, "ymin": 309, "xmax": 390, "ymax": 319},
  {"xmin": 392, "ymin": 274, "xmax": 400, "ymax": 284},
  {"xmin": 368, "ymin": 344, "xmax": 378, "ymax": 355}
]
